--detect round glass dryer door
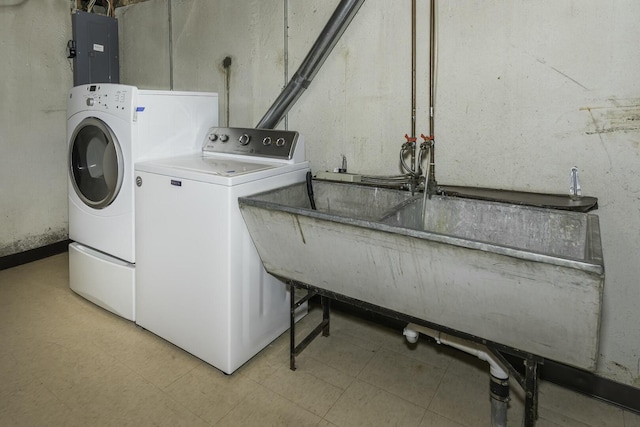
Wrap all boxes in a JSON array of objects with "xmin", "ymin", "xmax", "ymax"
[{"xmin": 69, "ymin": 118, "xmax": 124, "ymax": 209}]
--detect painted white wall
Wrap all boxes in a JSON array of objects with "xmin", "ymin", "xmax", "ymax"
[
  {"xmin": 435, "ymin": 1, "xmax": 640, "ymax": 388},
  {"xmin": 117, "ymin": 0, "xmax": 640, "ymax": 387},
  {"xmin": 0, "ymin": 0, "xmax": 72, "ymax": 257},
  {"xmin": 117, "ymin": 0, "xmax": 171, "ymax": 89}
]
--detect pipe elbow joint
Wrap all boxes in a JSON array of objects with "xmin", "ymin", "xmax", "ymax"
[{"xmin": 403, "ymin": 327, "xmax": 419, "ymax": 344}]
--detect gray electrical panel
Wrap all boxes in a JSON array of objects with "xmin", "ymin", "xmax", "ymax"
[{"xmin": 71, "ymin": 10, "xmax": 119, "ymax": 86}]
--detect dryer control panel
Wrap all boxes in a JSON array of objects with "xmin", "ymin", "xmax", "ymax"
[
  {"xmin": 68, "ymin": 84, "xmax": 134, "ymax": 120},
  {"xmin": 203, "ymin": 127, "xmax": 305, "ymax": 163}
]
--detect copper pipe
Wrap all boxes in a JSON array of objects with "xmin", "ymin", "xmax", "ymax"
[
  {"xmin": 410, "ymin": 0, "xmax": 417, "ymax": 173},
  {"xmin": 411, "ymin": 0, "xmax": 417, "ymax": 139},
  {"xmin": 427, "ymin": 0, "xmax": 437, "ymax": 193}
]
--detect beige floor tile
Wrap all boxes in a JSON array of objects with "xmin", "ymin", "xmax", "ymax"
[
  {"xmin": 536, "ymin": 407, "xmax": 592, "ymax": 427},
  {"xmin": 357, "ymin": 348, "xmax": 446, "ymax": 408},
  {"xmin": 0, "ymin": 253, "xmax": 68, "ymax": 290},
  {"xmin": 25, "ymin": 253, "xmax": 69, "ymax": 284},
  {"xmin": 330, "ymin": 313, "xmax": 411, "ymax": 356},
  {"xmin": 324, "ymin": 379, "xmax": 426, "ymax": 427},
  {"xmin": 262, "ymin": 363, "xmax": 345, "ymax": 417},
  {"xmin": 538, "ymin": 381, "xmax": 625, "ymax": 427},
  {"xmin": 237, "ymin": 345, "xmax": 291, "ymax": 384},
  {"xmin": 439, "ymin": 346, "xmax": 490, "ymax": 382},
  {"xmin": 0, "ymin": 377, "xmax": 72, "ymax": 427},
  {"xmin": 2, "ymin": 255, "xmax": 637, "ymax": 427},
  {"xmin": 418, "ymin": 411, "xmax": 466, "ymax": 427},
  {"xmin": 0, "ymin": 344, "xmax": 38, "ymax": 402},
  {"xmin": 429, "ymin": 370, "xmax": 489, "ymax": 427},
  {"xmin": 329, "ymin": 309, "xmax": 403, "ymax": 349},
  {"xmin": 294, "ymin": 354, "xmax": 356, "ymax": 390},
  {"xmin": 19, "ymin": 339, "xmax": 121, "ymax": 404},
  {"xmin": 302, "ymin": 333, "xmax": 377, "ymax": 377},
  {"xmin": 429, "ymin": 369, "xmax": 524, "ymax": 427},
  {"xmin": 46, "ymin": 358, "xmax": 206, "ymax": 426},
  {"xmin": 216, "ymin": 383, "xmax": 321, "ymax": 426},
  {"xmin": 625, "ymin": 410, "xmax": 640, "ymax": 427},
  {"xmin": 91, "ymin": 320, "xmax": 202, "ymax": 389},
  {"xmin": 163, "ymin": 362, "xmax": 258, "ymax": 425}
]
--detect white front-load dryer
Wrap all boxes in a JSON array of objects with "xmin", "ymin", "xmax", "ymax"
[{"xmin": 68, "ymin": 83, "xmax": 218, "ymax": 321}]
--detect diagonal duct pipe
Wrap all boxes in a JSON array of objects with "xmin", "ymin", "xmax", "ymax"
[{"xmin": 256, "ymin": 0, "xmax": 366, "ymax": 129}]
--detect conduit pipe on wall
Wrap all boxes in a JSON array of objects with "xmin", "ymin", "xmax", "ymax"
[
  {"xmin": 256, "ymin": 0, "xmax": 366, "ymax": 129},
  {"xmin": 403, "ymin": 323, "xmax": 510, "ymax": 427}
]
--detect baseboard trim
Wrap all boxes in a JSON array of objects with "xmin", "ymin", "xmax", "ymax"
[
  {"xmin": 541, "ymin": 359, "xmax": 640, "ymax": 414},
  {"xmin": 0, "ymin": 240, "xmax": 70, "ymax": 271},
  {"xmin": 501, "ymin": 352, "xmax": 640, "ymax": 414}
]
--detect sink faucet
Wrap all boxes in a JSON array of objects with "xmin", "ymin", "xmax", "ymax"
[
  {"xmin": 570, "ymin": 166, "xmax": 582, "ymax": 200},
  {"xmin": 420, "ymin": 134, "xmax": 438, "ymax": 198}
]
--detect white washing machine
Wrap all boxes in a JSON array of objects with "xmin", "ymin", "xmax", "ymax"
[
  {"xmin": 134, "ymin": 127, "xmax": 309, "ymax": 374},
  {"xmin": 68, "ymin": 84, "xmax": 218, "ymax": 321}
]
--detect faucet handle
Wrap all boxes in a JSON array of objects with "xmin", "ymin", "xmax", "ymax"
[
  {"xmin": 404, "ymin": 134, "xmax": 417, "ymax": 143},
  {"xmin": 420, "ymin": 133, "xmax": 434, "ymax": 142}
]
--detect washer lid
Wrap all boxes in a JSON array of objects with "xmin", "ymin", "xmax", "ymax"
[
  {"xmin": 136, "ymin": 154, "xmax": 309, "ymax": 186},
  {"xmin": 155, "ymin": 155, "xmax": 277, "ymax": 177}
]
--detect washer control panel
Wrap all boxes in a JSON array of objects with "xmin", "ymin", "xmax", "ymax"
[{"xmin": 203, "ymin": 127, "xmax": 301, "ymax": 161}]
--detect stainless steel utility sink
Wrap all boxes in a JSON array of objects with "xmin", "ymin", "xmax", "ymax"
[{"xmin": 239, "ymin": 181, "xmax": 604, "ymax": 371}]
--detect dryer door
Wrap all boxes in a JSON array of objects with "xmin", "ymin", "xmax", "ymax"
[{"xmin": 69, "ymin": 117, "xmax": 124, "ymax": 209}]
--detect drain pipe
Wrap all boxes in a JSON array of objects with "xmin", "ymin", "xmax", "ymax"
[
  {"xmin": 256, "ymin": 0, "xmax": 366, "ymax": 129},
  {"xmin": 403, "ymin": 323, "xmax": 509, "ymax": 427}
]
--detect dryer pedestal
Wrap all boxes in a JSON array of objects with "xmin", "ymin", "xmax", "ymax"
[{"xmin": 69, "ymin": 242, "xmax": 135, "ymax": 321}]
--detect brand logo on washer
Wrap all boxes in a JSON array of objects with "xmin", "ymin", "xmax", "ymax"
[{"xmin": 136, "ymin": 176, "xmax": 142, "ymax": 187}]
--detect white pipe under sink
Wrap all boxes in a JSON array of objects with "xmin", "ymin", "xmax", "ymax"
[{"xmin": 403, "ymin": 323, "xmax": 510, "ymax": 427}]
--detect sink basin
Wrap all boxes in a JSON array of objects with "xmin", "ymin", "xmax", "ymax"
[
  {"xmin": 382, "ymin": 195, "xmax": 601, "ymax": 269},
  {"xmin": 239, "ymin": 181, "xmax": 604, "ymax": 371}
]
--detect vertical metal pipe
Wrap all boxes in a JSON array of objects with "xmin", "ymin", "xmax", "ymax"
[
  {"xmin": 490, "ymin": 374, "xmax": 510, "ymax": 427},
  {"xmin": 289, "ymin": 284, "xmax": 296, "ymax": 370},
  {"xmin": 284, "ymin": 0, "xmax": 289, "ymax": 130},
  {"xmin": 410, "ymin": 0, "xmax": 417, "ymax": 172},
  {"xmin": 429, "ymin": 0, "xmax": 435, "ymax": 139},
  {"xmin": 427, "ymin": 0, "xmax": 437, "ymax": 192},
  {"xmin": 411, "ymin": 0, "xmax": 417, "ymax": 138},
  {"xmin": 225, "ymin": 59, "xmax": 231, "ymax": 127},
  {"xmin": 168, "ymin": 0, "xmax": 174, "ymax": 90}
]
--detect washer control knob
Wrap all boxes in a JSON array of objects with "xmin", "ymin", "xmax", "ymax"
[
  {"xmin": 86, "ymin": 98, "xmax": 94, "ymax": 107},
  {"xmin": 238, "ymin": 133, "xmax": 251, "ymax": 146},
  {"xmin": 275, "ymin": 137, "xmax": 286, "ymax": 147},
  {"xmin": 219, "ymin": 134, "xmax": 229, "ymax": 142},
  {"xmin": 208, "ymin": 133, "xmax": 218, "ymax": 142},
  {"xmin": 262, "ymin": 137, "xmax": 272, "ymax": 146}
]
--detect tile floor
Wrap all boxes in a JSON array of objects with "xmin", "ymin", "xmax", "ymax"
[{"xmin": 1, "ymin": 253, "xmax": 639, "ymax": 426}]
